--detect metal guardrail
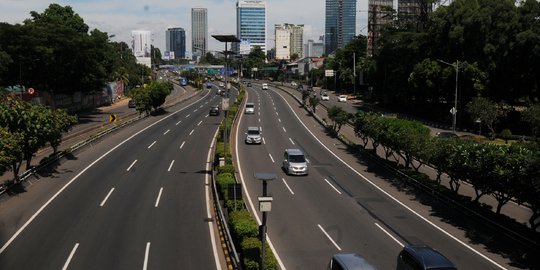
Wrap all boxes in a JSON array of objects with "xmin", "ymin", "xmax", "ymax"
[
  {"xmin": 270, "ymin": 82, "xmax": 540, "ymax": 251},
  {"xmin": 0, "ymin": 89, "xmax": 203, "ymax": 198}
]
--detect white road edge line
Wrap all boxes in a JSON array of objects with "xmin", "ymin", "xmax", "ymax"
[
  {"xmin": 317, "ymin": 224, "xmax": 342, "ymax": 251},
  {"xmin": 374, "ymin": 223, "xmax": 404, "ymax": 247},
  {"xmin": 127, "ymin": 159, "xmax": 138, "ymax": 171},
  {"xmin": 143, "ymin": 242, "xmax": 150, "ymax": 270},
  {"xmin": 269, "ymin": 153, "xmax": 275, "ymax": 163},
  {"xmin": 167, "ymin": 160, "xmax": 175, "ymax": 172},
  {"xmin": 180, "ymin": 141, "xmax": 185, "ymax": 149},
  {"xmin": 0, "ymin": 91, "xmax": 212, "ymax": 255},
  {"xmin": 273, "ymin": 90, "xmax": 508, "ymax": 270},
  {"xmin": 62, "ymin": 243, "xmax": 79, "ymax": 270},
  {"xmin": 207, "ymin": 128, "xmax": 223, "ymax": 269},
  {"xmin": 235, "ymin": 89, "xmax": 286, "ymax": 270},
  {"xmin": 155, "ymin": 187, "xmax": 163, "ymax": 207},
  {"xmin": 147, "ymin": 141, "xmax": 156, "ymax": 149},
  {"xmin": 163, "ymin": 129, "xmax": 170, "ymax": 135},
  {"xmin": 100, "ymin": 188, "xmax": 115, "ymax": 207},
  {"xmin": 282, "ymin": 178, "xmax": 295, "ymax": 195},
  {"xmin": 324, "ymin": 178, "xmax": 342, "ymax": 195}
]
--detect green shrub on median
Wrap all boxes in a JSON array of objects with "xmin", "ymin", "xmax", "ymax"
[{"xmin": 230, "ymin": 210, "xmax": 259, "ymax": 241}]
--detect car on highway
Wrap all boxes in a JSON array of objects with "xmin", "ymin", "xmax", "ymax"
[
  {"xmin": 206, "ymin": 83, "xmax": 212, "ymax": 89},
  {"xmin": 282, "ymin": 149, "xmax": 308, "ymax": 176},
  {"xmin": 219, "ymin": 82, "xmax": 225, "ymax": 87},
  {"xmin": 245, "ymin": 126, "xmax": 262, "ymax": 144},
  {"xmin": 128, "ymin": 99, "xmax": 136, "ymax": 108},
  {"xmin": 338, "ymin": 95, "xmax": 347, "ymax": 102},
  {"xmin": 291, "ymin": 81, "xmax": 297, "ymax": 86},
  {"xmin": 328, "ymin": 253, "xmax": 376, "ymax": 270},
  {"xmin": 245, "ymin": 102, "xmax": 255, "ymax": 114},
  {"xmin": 247, "ymin": 82, "xmax": 252, "ymax": 87},
  {"xmin": 262, "ymin": 83, "xmax": 268, "ymax": 90},
  {"xmin": 321, "ymin": 92, "xmax": 330, "ymax": 101},
  {"xmin": 209, "ymin": 106, "xmax": 220, "ymax": 116},
  {"xmin": 397, "ymin": 245, "xmax": 456, "ymax": 270}
]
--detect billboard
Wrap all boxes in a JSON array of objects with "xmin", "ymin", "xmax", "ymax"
[{"xmin": 239, "ymin": 38, "xmax": 251, "ymax": 55}]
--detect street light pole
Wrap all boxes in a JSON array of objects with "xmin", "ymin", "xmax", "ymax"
[{"xmin": 437, "ymin": 59, "xmax": 460, "ymax": 132}]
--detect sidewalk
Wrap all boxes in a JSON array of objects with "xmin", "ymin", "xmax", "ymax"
[
  {"xmin": 271, "ymin": 82, "xmax": 535, "ymax": 230},
  {"xmin": 0, "ymin": 84, "xmax": 199, "ymax": 185}
]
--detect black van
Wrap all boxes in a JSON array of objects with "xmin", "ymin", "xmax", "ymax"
[{"xmin": 397, "ymin": 245, "xmax": 456, "ymax": 270}]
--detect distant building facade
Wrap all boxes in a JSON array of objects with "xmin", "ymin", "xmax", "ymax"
[
  {"xmin": 166, "ymin": 27, "xmax": 186, "ymax": 59},
  {"xmin": 325, "ymin": 0, "xmax": 356, "ymax": 55},
  {"xmin": 304, "ymin": 39, "xmax": 324, "ymax": 57},
  {"xmin": 275, "ymin": 23, "xmax": 304, "ymax": 60},
  {"xmin": 368, "ymin": 0, "xmax": 393, "ymax": 56},
  {"xmin": 131, "ymin": 30, "xmax": 152, "ymax": 67},
  {"xmin": 191, "ymin": 8, "xmax": 208, "ymax": 59},
  {"xmin": 398, "ymin": 0, "xmax": 432, "ymax": 31},
  {"xmin": 235, "ymin": 0, "xmax": 267, "ymax": 55}
]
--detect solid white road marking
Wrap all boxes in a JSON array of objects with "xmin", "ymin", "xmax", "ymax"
[
  {"xmin": 289, "ymin": 138, "xmax": 295, "ymax": 145},
  {"xmin": 155, "ymin": 187, "xmax": 163, "ymax": 207},
  {"xmin": 206, "ymin": 128, "xmax": 223, "ymax": 269},
  {"xmin": 269, "ymin": 153, "xmax": 275, "ymax": 163},
  {"xmin": 167, "ymin": 160, "xmax": 175, "ymax": 172},
  {"xmin": 163, "ymin": 129, "xmax": 170, "ymax": 135},
  {"xmin": 273, "ymin": 90, "xmax": 508, "ymax": 270},
  {"xmin": 62, "ymin": 243, "xmax": 79, "ymax": 270},
  {"xmin": 189, "ymin": 129, "xmax": 194, "ymax": 135},
  {"xmin": 180, "ymin": 141, "xmax": 185, "ymax": 149},
  {"xmin": 324, "ymin": 178, "xmax": 342, "ymax": 195},
  {"xmin": 147, "ymin": 141, "xmax": 156, "ymax": 149},
  {"xmin": 197, "ymin": 120, "xmax": 203, "ymax": 126},
  {"xmin": 127, "ymin": 160, "xmax": 138, "ymax": 171},
  {"xmin": 143, "ymin": 242, "xmax": 150, "ymax": 270},
  {"xmin": 318, "ymin": 224, "xmax": 342, "ymax": 251},
  {"xmin": 100, "ymin": 188, "xmax": 115, "ymax": 207},
  {"xmin": 375, "ymin": 223, "xmax": 404, "ymax": 247},
  {"xmin": 0, "ymin": 91, "xmax": 212, "ymax": 255},
  {"xmin": 282, "ymin": 178, "xmax": 295, "ymax": 195}
]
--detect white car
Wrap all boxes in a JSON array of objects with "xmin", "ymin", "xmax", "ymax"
[
  {"xmin": 291, "ymin": 81, "xmax": 297, "ymax": 86},
  {"xmin": 321, "ymin": 93, "xmax": 330, "ymax": 101},
  {"xmin": 219, "ymin": 82, "xmax": 225, "ymax": 87},
  {"xmin": 338, "ymin": 95, "xmax": 347, "ymax": 102}
]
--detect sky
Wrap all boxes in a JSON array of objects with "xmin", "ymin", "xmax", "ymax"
[{"xmin": 2, "ymin": 0, "xmax": 373, "ymax": 55}]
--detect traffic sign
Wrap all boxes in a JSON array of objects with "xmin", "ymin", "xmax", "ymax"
[
  {"xmin": 450, "ymin": 107, "xmax": 457, "ymax": 115},
  {"xmin": 325, "ymin": 70, "xmax": 334, "ymax": 77},
  {"xmin": 27, "ymin": 88, "xmax": 35, "ymax": 95},
  {"xmin": 109, "ymin": 114, "xmax": 117, "ymax": 123}
]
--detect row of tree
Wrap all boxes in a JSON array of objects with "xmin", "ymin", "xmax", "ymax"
[
  {"xmin": 129, "ymin": 81, "xmax": 173, "ymax": 115},
  {"xmin": 324, "ymin": 108, "xmax": 540, "ymax": 230},
  {"xmin": 0, "ymin": 4, "xmax": 151, "ymax": 98},
  {"xmin": 0, "ymin": 96, "xmax": 77, "ymax": 180}
]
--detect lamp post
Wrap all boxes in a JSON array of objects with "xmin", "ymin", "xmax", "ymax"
[
  {"xmin": 212, "ymin": 35, "xmax": 240, "ymax": 165},
  {"xmin": 255, "ymin": 172, "xmax": 276, "ymax": 270},
  {"xmin": 437, "ymin": 59, "xmax": 460, "ymax": 133}
]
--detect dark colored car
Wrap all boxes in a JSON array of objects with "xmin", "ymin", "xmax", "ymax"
[
  {"xmin": 328, "ymin": 253, "xmax": 376, "ymax": 270},
  {"xmin": 209, "ymin": 106, "xmax": 220, "ymax": 116},
  {"xmin": 397, "ymin": 245, "xmax": 456, "ymax": 270},
  {"xmin": 297, "ymin": 84, "xmax": 304, "ymax": 90},
  {"xmin": 128, "ymin": 99, "xmax": 136, "ymax": 108},
  {"xmin": 247, "ymin": 82, "xmax": 252, "ymax": 87}
]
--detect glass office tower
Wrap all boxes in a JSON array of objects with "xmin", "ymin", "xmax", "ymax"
[
  {"xmin": 166, "ymin": 28, "xmax": 186, "ymax": 59},
  {"xmin": 191, "ymin": 8, "xmax": 208, "ymax": 58},
  {"xmin": 325, "ymin": 0, "xmax": 356, "ymax": 55},
  {"xmin": 235, "ymin": 0, "xmax": 267, "ymax": 55}
]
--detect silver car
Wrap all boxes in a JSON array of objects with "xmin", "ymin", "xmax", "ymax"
[
  {"xmin": 245, "ymin": 126, "xmax": 262, "ymax": 144},
  {"xmin": 282, "ymin": 149, "xmax": 308, "ymax": 176}
]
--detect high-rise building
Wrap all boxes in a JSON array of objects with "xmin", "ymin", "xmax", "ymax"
[
  {"xmin": 275, "ymin": 23, "xmax": 304, "ymax": 60},
  {"xmin": 398, "ymin": 0, "xmax": 432, "ymax": 31},
  {"xmin": 304, "ymin": 39, "xmax": 324, "ymax": 58},
  {"xmin": 191, "ymin": 8, "xmax": 208, "ymax": 59},
  {"xmin": 131, "ymin": 30, "xmax": 152, "ymax": 67},
  {"xmin": 325, "ymin": 0, "xmax": 356, "ymax": 55},
  {"xmin": 166, "ymin": 28, "xmax": 186, "ymax": 59},
  {"xmin": 368, "ymin": 0, "xmax": 393, "ymax": 56},
  {"xmin": 235, "ymin": 0, "xmax": 267, "ymax": 55}
]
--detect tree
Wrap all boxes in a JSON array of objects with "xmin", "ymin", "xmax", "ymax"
[
  {"xmin": 523, "ymin": 104, "xmax": 540, "ymax": 140},
  {"xmin": 327, "ymin": 106, "xmax": 352, "ymax": 134},
  {"xmin": 301, "ymin": 90, "xmax": 310, "ymax": 106},
  {"xmin": 308, "ymin": 95, "xmax": 319, "ymax": 114},
  {"xmin": 129, "ymin": 81, "xmax": 173, "ymax": 115},
  {"xmin": 0, "ymin": 128, "xmax": 23, "ymax": 176},
  {"xmin": 290, "ymin": 53, "xmax": 299, "ymax": 62},
  {"xmin": 465, "ymin": 97, "xmax": 501, "ymax": 138}
]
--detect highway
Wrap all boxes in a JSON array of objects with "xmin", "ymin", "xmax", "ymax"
[
  {"xmin": 235, "ymin": 83, "xmax": 513, "ymax": 269},
  {"xmin": 0, "ymin": 88, "xmax": 225, "ymax": 269}
]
